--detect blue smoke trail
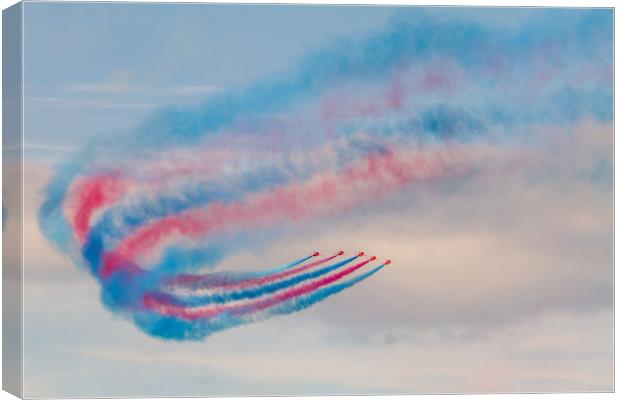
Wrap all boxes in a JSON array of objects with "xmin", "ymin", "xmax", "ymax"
[
  {"xmin": 133, "ymin": 264, "xmax": 384, "ymax": 341},
  {"xmin": 156, "ymin": 256, "xmax": 359, "ymax": 307}
]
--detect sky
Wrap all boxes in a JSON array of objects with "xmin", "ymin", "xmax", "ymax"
[{"xmin": 12, "ymin": 3, "xmax": 614, "ymax": 397}]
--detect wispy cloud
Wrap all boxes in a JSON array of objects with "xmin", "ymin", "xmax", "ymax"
[
  {"xmin": 26, "ymin": 96, "xmax": 156, "ymax": 110},
  {"xmin": 64, "ymin": 83, "xmax": 219, "ymax": 96},
  {"xmin": 25, "ymin": 84, "xmax": 220, "ymax": 111},
  {"xmin": 65, "ymin": 82, "xmax": 134, "ymax": 94},
  {"xmin": 24, "ymin": 143, "xmax": 76, "ymax": 152},
  {"xmin": 163, "ymin": 84, "xmax": 219, "ymax": 96}
]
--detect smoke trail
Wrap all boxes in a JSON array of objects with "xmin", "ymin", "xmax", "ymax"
[
  {"xmin": 169, "ymin": 253, "xmax": 316, "ymax": 288},
  {"xmin": 168, "ymin": 253, "xmax": 338, "ymax": 290},
  {"xmin": 266, "ymin": 264, "xmax": 385, "ymax": 320},
  {"xmin": 132, "ymin": 263, "xmax": 384, "ymax": 341},
  {"xmin": 152, "ymin": 255, "xmax": 358, "ymax": 308},
  {"xmin": 144, "ymin": 258, "xmax": 375, "ymax": 320},
  {"xmin": 99, "ymin": 147, "xmax": 464, "ymax": 278}
]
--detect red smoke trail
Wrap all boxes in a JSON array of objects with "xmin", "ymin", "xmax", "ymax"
[
  {"xmin": 70, "ymin": 173, "xmax": 126, "ymax": 243},
  {"xmin": 169, "ymin": 254, "xmax": 341, "ymax": 290},
  {"xmin": 222, "ymin": 253, "xmax": 340, "ymax": 289},
  {"xmin": 66, "ymin": 148, "xmax": 241, "ymax": 244},
  {"xmin": 144, "ymin": 258, "xmax": 374, "ymax": 320},
  {"xmin": 101, "ymin": 147, "xmax": 458, "ymax": 277}
]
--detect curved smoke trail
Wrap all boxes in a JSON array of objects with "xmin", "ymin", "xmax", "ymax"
[{"xmin": 37, "ymin": 9, "xmax": 611, "ymax": 340}]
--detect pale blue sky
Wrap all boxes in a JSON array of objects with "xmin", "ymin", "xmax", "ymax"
[
  {"xmin": 22, "ymin": 4, "xmax": 543, "ymax": 158},
  {"xmin": 23, "ymin": 2, "xmax": 395, "ymax": 156}
]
